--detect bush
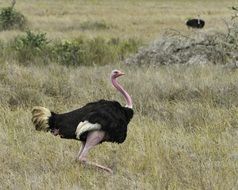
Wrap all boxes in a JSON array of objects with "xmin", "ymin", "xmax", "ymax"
[
  {"xmin": 3, "ymin": 31, "xmax": 141, "ymax": 65},
  {"xmin": 13, "ymin": 30, "xmax": 49, "ymax": 63},
  {"xmin": 51, "ymin": 37, "xmax": 141, "ymax": 66},
  {"xmin": 14, "ymin": 30, "xmax": 48, "ymax": 50},
  {"xmin": 51, "ymin": 37, "xmax": 115, "ymax": 66},
  {"xmin": 51, "ymin": 39, "xmax": 88, "ymax": 66},
  {"xmin": 0, "ymin": 6, "xmax": 27, "ymax": 31}
]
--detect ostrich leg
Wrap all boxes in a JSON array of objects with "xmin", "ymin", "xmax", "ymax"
[
  {"xmin": 77, "ymin": 130, "xmax": 113, "ymax": 174},
  {"xmin": 76, "ymin": 142, "xmax": 85, "ymax": 160}
]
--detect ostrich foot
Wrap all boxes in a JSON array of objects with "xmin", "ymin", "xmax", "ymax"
[{"xmin": 77, "ymin": 158, "xmax": 113, "ymax": 174}]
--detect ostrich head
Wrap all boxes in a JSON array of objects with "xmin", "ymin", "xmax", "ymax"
[
  {"xmin": 110, "ymin": 69, "xmax": 125, "ymax": 79},
  {"xmin": 110, "ymin": 69, "xmax": 132, "ymax": 109}
]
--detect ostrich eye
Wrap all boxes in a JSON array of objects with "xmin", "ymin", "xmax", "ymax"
[{"xmin": 114, "ymin": 71, "xmax": 119, "ymax": 74}]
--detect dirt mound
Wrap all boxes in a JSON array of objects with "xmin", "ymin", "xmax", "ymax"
[{"xmin": 126, "ymin": 27, "xmax": 238, "ymax": 66}]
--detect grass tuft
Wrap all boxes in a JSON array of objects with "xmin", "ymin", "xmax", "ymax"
[{"xmin": 80, "ymin": 20, "xmax": 111, "ymax": 31}]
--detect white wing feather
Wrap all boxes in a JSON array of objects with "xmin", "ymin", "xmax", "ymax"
[{"xmin": 75, "ymin": 121, "xmax": 101, "ymax": 139}]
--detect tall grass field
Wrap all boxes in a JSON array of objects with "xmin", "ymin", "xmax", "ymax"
[{"xmin": 0, "ymin": 0, "xmax": 238, "ymax": 189}]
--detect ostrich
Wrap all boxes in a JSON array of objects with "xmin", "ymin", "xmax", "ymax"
[
  {"xmin": 186, "ymin": 17, "xmax": 205, "ymax": 29},
  {"xmin": 31, "ymin": 70, "xmax": 133, "ymax": 173}
]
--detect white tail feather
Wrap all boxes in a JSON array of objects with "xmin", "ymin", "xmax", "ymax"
[
  {"xmin": 32, "ymin": 106, "xmax": 51, "ymax": 131},
  {"xmin": 75, "ymin": 121, "xmax": 101, "ymax": 139}
]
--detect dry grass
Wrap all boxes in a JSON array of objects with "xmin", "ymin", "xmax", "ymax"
[
  {"xmin": 0, "ymin": 62, "xmax": 238, "ymax": 189},
  {"xmin": 0, "ymin": 0, "xmax": 238, "ymax": 189},
  {"xmin": 0, "ymin": 0, "xmax": 236, "ymax": 42}
]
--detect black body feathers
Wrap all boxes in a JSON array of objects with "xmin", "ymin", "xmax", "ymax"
[
  {"xmin": 186, "ymin": 19, "xmax": 205, "ymax": 29},
  {"xmin": 49, "ymin": 100, "xmax": 133, "ymax": 143}
]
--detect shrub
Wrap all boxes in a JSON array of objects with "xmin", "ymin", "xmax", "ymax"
[
  {"xmin": 0, "ymin": 6, "xmax": 27, "ymax": 31},
  {"xmin": 51, "ymin": 37, "xmax": 114, "ymax": 66},
  {"xmin": 13, "ymin": 30, "xmax": 49, "ymax": 63},
  {"xmin": 51, "ymin": 39, "xmax": 88, "ymax": 66},
  {"xmin": 3, "ymin": 31, "xmax": 141, "ymax": 66},
  {"xmin": 51, "ymin": 37, "xmax": 141, "ymax": 66},
  {"xmin": 14, "ymin": 30, "xmax": 48, "ymax": 50}
]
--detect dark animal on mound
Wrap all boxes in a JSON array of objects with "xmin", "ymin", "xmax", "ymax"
[
  {"xmin": 186, "ymin": 18, "xmax": 205, "ymax": 29},
  {"xmin": 31, "ymin": 70, "xmax": 133, "ymax": 174}
]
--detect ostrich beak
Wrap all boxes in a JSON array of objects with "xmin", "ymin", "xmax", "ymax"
[{"xmin": 118, "ymin": 71, "xmax": 125, "ymax": 76}]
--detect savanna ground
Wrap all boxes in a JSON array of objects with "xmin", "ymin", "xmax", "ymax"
[{"xmin": 0, "ymin": 0, "xmax": 238, "ymax": 189}]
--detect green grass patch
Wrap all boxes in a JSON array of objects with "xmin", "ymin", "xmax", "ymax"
[
  {"xmin": 51, "ymin": 37, "xmax": 141, "ymax": 66},
  {"xmin": 80, "ymin": 20, "xmax": 111, "ymax": 31},
  {"xmin": 2, "ymin": 31, "xmax": 142, "ymax": 65}
]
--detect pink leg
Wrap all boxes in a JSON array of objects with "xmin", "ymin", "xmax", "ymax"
[
  {"xmin": 77, "ymin": 131, "xmax": 113, "ymax": 174},
  {"xmin": 76, "ymin": 142, "xmax": 85, "ymax": 160}
]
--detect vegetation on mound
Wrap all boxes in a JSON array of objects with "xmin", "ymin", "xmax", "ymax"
[{"xmin": 126, "ymin": 23, "xmax": 238, "ymax": 66}]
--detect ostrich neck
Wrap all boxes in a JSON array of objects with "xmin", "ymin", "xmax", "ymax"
[{"xmin": 111, "ymin": 77, "xmax": 133, "ymax": 109}]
